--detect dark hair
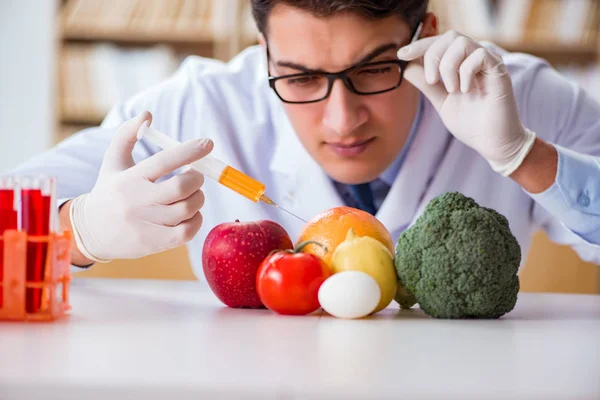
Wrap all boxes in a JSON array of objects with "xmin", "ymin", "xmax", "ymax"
[{"xmin": 251, "ymin": 0, "xmax": 429, "ymax": 37}]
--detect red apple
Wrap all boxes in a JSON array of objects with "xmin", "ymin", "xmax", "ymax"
[{"xmin": 202, "ymin": 219, "xmax": 293, "ymax": 308}]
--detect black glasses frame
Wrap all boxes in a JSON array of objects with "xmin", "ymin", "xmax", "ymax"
[
  {"xmin": 267, "ymin": 21, "xmax": 424, "ymax": 104},
  {"xmin": 268, "ymin": 59, "xmax": 408, "ymax": 104}
]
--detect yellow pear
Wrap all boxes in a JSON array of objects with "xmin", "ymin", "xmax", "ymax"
[{"xmin": 330, "ymin": 228, "xmax": 398, "ymax": 313}]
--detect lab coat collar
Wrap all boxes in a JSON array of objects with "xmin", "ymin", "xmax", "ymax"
[
  {"xmin": 379, "ymin": 93, "xmax": 425, "ymax": 187},
  {"xmin": 375, "ymin": 97, "xmax": 453, "ymax": 235}
]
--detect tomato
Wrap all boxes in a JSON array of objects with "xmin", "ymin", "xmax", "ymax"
[{"xmin": 256, "ymin": 241, "xmax": 332, "ymax": 315}]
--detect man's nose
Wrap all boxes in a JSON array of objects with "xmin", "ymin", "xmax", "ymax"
[{"xmin": 322, "ymin": 80, "xmax": 368, "ymax": 136}]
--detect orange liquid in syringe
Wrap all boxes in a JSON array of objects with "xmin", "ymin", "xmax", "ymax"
[{"xmin": 218, "ymin": 166, "xmax": 266, "ymax": 203}]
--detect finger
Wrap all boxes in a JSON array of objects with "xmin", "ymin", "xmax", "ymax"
[
  {"xmin": 439, "ymin": 36, "xmax": 479, "ymax": 93},
  {"xmin": 169, "ymin": 212, "xmax": 204, "ymax": 247},
  {"xmin": 423, "ymin": 30, "xmax": 461, "ymax": 86},
  {"xmin": 459, "ymin": 47, "xmax": 487, "ymax": 93},
  {"xmin": 480, "ymin": 50, "xmax": 511, "ymax": 92},
  {"xmin": 153, "ymin": 168, "xmax": 205, "ymax": 204},
  {"xmin": 103, "ymin": 111, "xmax": 153, "ymax": 172},
  {"xmin": 462, "ymin": 48, "xmax": 509, "ymax": 94},
  {"xmin": 403, "ymin": 61, "xmax": 448, "ymax": 111},
  {"xmin": 397, "ymin": 35, "xmax": 439, "ymax": 61},
  {"xmin": 159, "ymin": 189, "xmax": 205, "ymax": 227},
  {"xmin": 132, "ymin": 138, "xmax": 214, "ymax": 182}
]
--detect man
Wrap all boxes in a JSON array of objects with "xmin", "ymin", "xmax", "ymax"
[{"xmin": 8, "ymin": 0, "xmax": 600, "ymax": 274}]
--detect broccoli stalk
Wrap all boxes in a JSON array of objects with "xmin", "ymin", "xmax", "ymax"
[
  {"xmin": 395, "ymin": 284, "xmax": 417, "ymax": 309},
  {"xmin": 394, "ymin": 192, "xmax": 521, "ymax": 319}
]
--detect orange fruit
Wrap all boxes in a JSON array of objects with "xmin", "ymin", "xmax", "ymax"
[{"xmin": 295, "ymin": 206, "xmax": 394, "ymax": 264}]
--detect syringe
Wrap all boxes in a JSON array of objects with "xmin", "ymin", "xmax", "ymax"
[{"xmin": 137, "ymin": 123, "xmax": 306, "ymax": 223}]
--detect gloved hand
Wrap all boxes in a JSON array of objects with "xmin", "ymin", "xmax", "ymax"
[
  {"xmin": 398, "ymin": 30, "xmax": 536, "ymax": 177},
  {"xmin": 69, "ymin": 111, "xmax": 213, "ymax": 263}
]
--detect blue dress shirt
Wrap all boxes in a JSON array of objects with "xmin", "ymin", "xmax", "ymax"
[{"xmin": 528, "ymin": 145, "xmax": 600, "ymax": 245}]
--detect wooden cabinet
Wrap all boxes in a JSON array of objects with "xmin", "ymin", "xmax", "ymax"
[
  {"xmin": 520, "ymin": 232, "xmax": 599, "ymax": 293},
  {"xmin": 74, "ymin": 246, "xmax": 196, "ymax": 281}
]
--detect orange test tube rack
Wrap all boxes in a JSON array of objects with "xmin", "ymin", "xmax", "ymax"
[{"xmin": 0, "ymin": 229, "xmax": 71, "ymax": 321}]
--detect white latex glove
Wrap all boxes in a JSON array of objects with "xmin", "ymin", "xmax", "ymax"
[
  {"xmin": 70, "ymin": 112, "xmax": 213, "ymax": 262},
  {"xmin": 397, "ymin": 30, "xmax": 536, "ymax": 177}
]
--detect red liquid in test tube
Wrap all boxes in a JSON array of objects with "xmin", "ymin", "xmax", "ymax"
[
  {"xmin": 0, "ymin": 177, "xmax": 19, "ymax": 309},
  {"xmin": 20, "ymin": 177, "xmax": 53, "ymax": 314}
]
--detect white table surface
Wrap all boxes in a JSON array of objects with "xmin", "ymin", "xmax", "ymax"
[{"xmin": 0, "ymin": 278, "xmax": 599, "ymax": 400}]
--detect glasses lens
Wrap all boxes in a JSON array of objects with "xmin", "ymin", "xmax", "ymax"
[
  {"xmin": 273, "ymin": 74, "xmax": 329, "ymax": 103},
  {"xmin": 348, "ymin": 62, "xmax": 402, "ymax": 94}
]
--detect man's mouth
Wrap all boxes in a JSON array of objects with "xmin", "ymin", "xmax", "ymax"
[{"xmin": 326, "ymin": 137, "xmax": 375, "ymax": 157}]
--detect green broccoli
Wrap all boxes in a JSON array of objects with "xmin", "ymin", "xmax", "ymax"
[{"xmin": 394, "ymin": 192, "xmax": 520, "ymax": 319}]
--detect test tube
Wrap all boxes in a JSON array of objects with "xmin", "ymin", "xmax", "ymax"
[
  {"xmin": 0, "ymin": 176, "xmax": 19, "ymax": 309},
  {"xmin": 137, "ymin": 123, "xmax": 268, "ymax": 203},
  {"xmin": 19, "ymin": 176, "xmax": 53, "ymax": 313}
]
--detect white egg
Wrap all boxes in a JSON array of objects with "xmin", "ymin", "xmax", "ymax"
[{"xmin": 318, "ymin": 271, "xmax": 381, "ymax": 319}]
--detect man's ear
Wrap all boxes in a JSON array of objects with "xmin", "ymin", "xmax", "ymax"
[
  {"xmin": 420, "ymin": 12, "xmax": 439, "ymax": 38},
  {"xmin": 258, "ymin": 33, "xmax": 266, "ymax": 49}
]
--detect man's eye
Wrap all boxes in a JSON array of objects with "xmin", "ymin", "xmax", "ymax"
[
  {"xmin": 287, "ymin": 76, "xmax": 319, "ymax": 86},
  {"xmin": 359, "ymin": 67, "xmax": 392, "ymax": 76}
]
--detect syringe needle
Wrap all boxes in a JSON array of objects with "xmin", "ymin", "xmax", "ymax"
[
  {"xmin": 260, "ymin": 195, "xmax": 307, "ymax": 223},
  {"xmin": 276, "ymin": 205, "xmax": 307, "ymax": 223}
]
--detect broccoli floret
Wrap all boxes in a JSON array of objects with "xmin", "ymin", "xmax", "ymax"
[{"xmin": 394, "ymin": 192, "xmax": 520, "ymax": 319}]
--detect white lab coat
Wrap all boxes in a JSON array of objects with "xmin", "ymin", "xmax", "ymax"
[{"xmin": 10, "ymin": 44, "xmax": 600, "ymax": 278}]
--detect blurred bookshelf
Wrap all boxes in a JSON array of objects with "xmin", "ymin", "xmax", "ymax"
[
  {"xmin": 430, "ymin": 0, "xmax": 598, "ymax": 52},
  {"xmin": 55, "ymin": 0, "xmax": 258, "ymax": 142}
]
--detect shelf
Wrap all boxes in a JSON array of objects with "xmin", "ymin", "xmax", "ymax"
[
  {"xmin": 493, "ymin": 40, "xmax": 598, "ymax": 65},
  {"xmin": 60, "ymin": 108, "xmax": 106, "ymax": 126},
  {"xmin": 497, "ymin": 41, "xmax": 597, "ymax": 56},
  {"xmin": 61, "ymin": 26, "xmax": 216, "ymax": 46}
]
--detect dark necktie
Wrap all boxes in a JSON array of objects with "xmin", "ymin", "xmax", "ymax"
[{"xmin": 347, "ymin": 182, "xmax": 377, "ymax": 215}]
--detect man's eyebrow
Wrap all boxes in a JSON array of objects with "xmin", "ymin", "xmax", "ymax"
[
  {"xmin": 275, "ymin": 42, "xmax": 399, "ymax": 74},
  {"xmin": 354, "ymin": 43, "xmax": 399, "ymax": 65}
]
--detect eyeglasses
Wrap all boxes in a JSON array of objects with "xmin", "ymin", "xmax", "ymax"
[{"xmin": 267, "ymin": 22, "xmax": 423, "ymax": 104}]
